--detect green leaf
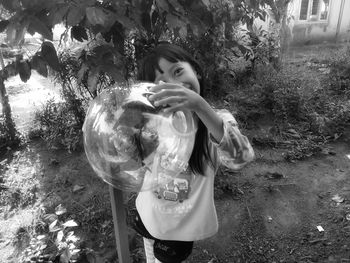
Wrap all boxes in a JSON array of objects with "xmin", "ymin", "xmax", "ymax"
[
  {"xmin": 257, "ymin": 11, "xmax": 266, "ymax": 21},
  {"xmin": 67, "ymin": 7, "xmax": 86, "ymax": 26},
  {"xmin": 188, "ymin": 21, "xmax": 200, "ymax": 36},
  {"xmin": 60, "ymin": 248, "xmax": 71, "ymax": 263},
  {"xmin": 86, "ymin": 7, "xmax": 117, "ymax": 30},
  {"xmin": 21, "ymin": 0, "xmax": 47, "ymax": 9},
  {"xmin": 41, "ymin": 41, "xmax": 60, "ymax": 71},
  {"xmin": 236, "ymin": 43, "xmax": 250, "ymax": 55},
  {"xmin": 86, "ymin": 252, "xmax": 97, "ymax": 263},
  {"xmin": 6, "ymin": 21, "xmax": 28, "ymax": 46},
  {"xmin": 39, "ymin": 244, "xmax": 47, "ymax": 250},
  {"xmin": 101, "ymin": 64, "xmax": 124, "ymax": 82},
  {"xmin": 166, "ymin": 13, "xmax": 187, "ymax": 38},
  {"xmin": 49, "ymin": 4, "xmax": 70, "ymax": 25},
  {"xmin": 55, "ymin": 204, "xmax": 67, "ymax": 215},
  {"xmin": 1, "ymin": 0, "xmax": 21, "ymax": 12},
  {"xmin": 36, "ymin": 234, "xmax": 47, "ymax": 240},
  {"xmin": 77, "ymin": 63, "xmax": 89, "ymax": 84},
  {"xmin": 43, "ymin": 213, "xmax": 58, "ymax": 222},
  {"xmin": 66, "ymin": 234, "xmax": 79, "ymax": 242},
  {"xmin": 71, "ymin": 26, "xmax": 88, "ymax": 42},
  {"xmin": 200, "ymin": 0, "xmax": 210, "ymax": 8},
  {"xmin": 49, "ymin": 219, "xmax": 60, "ymax": 232},
  {"xmin": 28, "ymin": 16, "xmax": 53, "ymax": 40},
  {"xmin": 62, "ymin": 219, "xmax": 78, "ymax": 228},
  {"xmin": 0, "ymin": 20, "xmax": 10, "ymax": 33},
  {"xmin": 31, "ymin": 55, "xmax": 48, "ymax": 77},
  {"xmin": 87, "ymin": 67, "xmax": 99, "ymax": 94},
  {"xmin": 166, "ymin": 13, "xmax": 179, "ymax": 29},
  {"xmin": 18, "ymin": 61, "xmax": 31, "ymax": 82},
  {"xmin": 179, "ymin": 26, "xmax": 187, "ymax": 38},
  {"xmin": 68, "ymin": 243, "xmax": 76, "ymax": 249},
  {"xmin": 155, "ymin": 0, "xmax": 170, "ymax": 12},
  {"xmin": 91, "ymin": 45, "xmax": 120, "ymax": 63},
  {"xmin": 72, "ymin": 249, "xmax": 81, "ymax": 256},
  {"xmin": 56, "ymin": 230, "xmax": 64, "ymax": 243},
  {"xmin": 167, "ymin": 0, "xmax": 185, "ymax": 15},
  {"xmin": 66, "ymin": 231, "xmax": 74, "ymax": 237},
  {"xmin": 116, "ymin": 15, "xmax": 134, "ymax": 29}
]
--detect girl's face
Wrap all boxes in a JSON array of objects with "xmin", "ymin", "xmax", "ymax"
[{"xmin": 154, "ymin": 58, "xmax": 200, "ymax": 94}]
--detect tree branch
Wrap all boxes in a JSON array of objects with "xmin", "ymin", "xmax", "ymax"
[{"xmin": 0, "ymin": 60, "xmax": 19, "ymax": 81}]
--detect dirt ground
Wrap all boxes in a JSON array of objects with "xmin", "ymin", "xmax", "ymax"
[
  {"xmin": 1, "ymin": 45, "xmax": 350, "ymax": 263},
  {"xmin": 189, "ymin": 139, "xmax": 350, "ymax": 263},
  {"xmin": 1, "ymin": 129, "xmax": 349, "ymax": 263}
]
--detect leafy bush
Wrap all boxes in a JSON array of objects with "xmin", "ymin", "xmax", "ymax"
[
  {"xmin": 0, "ymin": 116, "xmax": 21, "ymax": 152},
  {"xmin": 270, "ymin": 77, "xmax": 306, "ymax": 124},
  {"xmin": 33, "ymin": 99, "xmax": 84, "ymax": 152},
  {"xmin": 328, "ymin": 46, "xmax": 350, "ymax": 95},
  {"xmin": 19, "ymin": 204, "xmax": 80, "ymax": 263},
  {"xmin": 228, "ymin": 56, "xmax": 350, "ymax": 160},
  {"xmin": 226, "ymin": 64, "xmax": 305, "ymax": 128},
  {"xmin": 55, "ymin": 44, "xmax": 118, "ymax": 101},
  {"xmin": 238, "ymin": 61, "xmax": 350, "ymax": 133}
]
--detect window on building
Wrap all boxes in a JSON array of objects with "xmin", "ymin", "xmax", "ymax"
[
  {"xmin": 299, "ymin": 0, "xmax": 329, "ymax": 21},
  {"xmin": 320, "ymin": 0, "xmax": 329, "ymax": 20},
  {"xmin": 299, "ymin": 0, "xmax": 309, "ymax": 20},
  {"xmin": 311, "ymin": 0, "xmax": 319, "ymax": 15}
]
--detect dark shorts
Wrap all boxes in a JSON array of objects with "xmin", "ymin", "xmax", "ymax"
[{"xmin": 132, "ymin": 211, "xmax": 194, "ymax": 263}]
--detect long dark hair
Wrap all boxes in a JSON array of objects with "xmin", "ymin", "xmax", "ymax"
[{"xmin": 137, "ymin": 43, "xmax": 213, "ymax": 175}]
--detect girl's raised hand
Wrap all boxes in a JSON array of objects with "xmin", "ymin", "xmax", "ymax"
[{"xmin": 148, "ymin": 83, "xmax": 203, "ymax": 113}]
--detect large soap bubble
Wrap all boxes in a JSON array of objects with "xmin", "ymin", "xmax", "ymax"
[{"xmin": 82, "ymin": 82, "xmax": 197, "ymax": 192}]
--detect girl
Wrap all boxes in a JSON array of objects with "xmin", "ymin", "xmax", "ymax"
[{"xmin": 133, "ymin": 43, "xmax": 254, "ymax": 263}]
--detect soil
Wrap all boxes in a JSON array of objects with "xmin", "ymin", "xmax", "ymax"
[
  {"xmin": 0, "ymin": 45, "xmax": 350, "ymax": 263},
  {"xmin": 189, "ymin": 140, "xmax": 350, "ymax": 263}
]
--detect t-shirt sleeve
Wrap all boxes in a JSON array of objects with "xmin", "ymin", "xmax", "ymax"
[{"xmin": 209, "ymin": 109, "xmax": 254, "ymax": 170}]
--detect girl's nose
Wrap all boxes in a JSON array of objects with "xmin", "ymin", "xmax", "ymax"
[
  {"xmin": 157, "ymin": 76, "xmax": 171, "ymax": 83},
  {"xmin": 157, "ymin": 77, "xmax": 180, "ymax": 85}
]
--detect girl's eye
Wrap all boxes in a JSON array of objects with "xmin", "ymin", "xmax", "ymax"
[{"xmin": 174, "ymin": 68, "xmax": 183, "ymax": 76}]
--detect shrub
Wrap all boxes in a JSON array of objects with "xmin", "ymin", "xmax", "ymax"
[
  {"xmin": 271, "ymin": 79, "xmax": 306, "ymax": 124},
  {"xmin": 0, "ymin": 116, "xmax": 21, "ymax": 152},
  {"xmin": 19, "ymin": 205, "xmax": 80, "ymax": 263},
  {"xmin": 228, "ymin": 57, "xmax": 350, "ymax": 160},
  {"xmin": 33, "ymin": 99, "xmax": 84, "ymax": 152},
  {"xmin": 229, "ymin": 64, "xmax": 308, "ymax": 129},
  {"xmin": 239, "ymin": 61, "xmax": 350, "ymax": 134},
  {"xmin": 328, "ymin": 45, "xmax": 350, "ymax": 95}
]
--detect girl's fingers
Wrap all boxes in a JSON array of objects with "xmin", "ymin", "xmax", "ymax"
[
  {"xmin": 149, "ymin": 83, "xmax": 183, "ymax": 92},
  {"xmin": 154, "ymin": 96, "xmax": 183, "ymax": 107},
  {"xmin": 149, "ymin": 89, "xmax": 181, "ymax": 101},
  {"xmin": 163, "ymin": 103, "xmax": 186, "ymax": 113}
]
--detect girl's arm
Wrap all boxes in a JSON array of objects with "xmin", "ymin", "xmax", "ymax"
[
  {"xmin": 149, "ymin": 84, "xmax": 254, "ymax": 168},
  {"xmin": 209, "ymin": 109, "xmax": 254, "ymax": 170},
  {"xmin": 193, "ymin": 99, "xmax": 254, "ymax": 170},
  {"xmin": 149, "ymin": 84, "xmax": 224, "ymax": 142},
  {"xmin": 193, "ymin": 96, "xmax": 225, "ymax": 142}
]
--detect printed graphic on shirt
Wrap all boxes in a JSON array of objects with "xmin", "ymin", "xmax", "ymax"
[{"xmin": 154, "ymin": 169, "xmax": 192, "ymax": 202}]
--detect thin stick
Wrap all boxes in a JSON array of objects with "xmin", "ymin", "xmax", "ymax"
[
  {"xmin": 109, "ymin": 186, "xmax": 131, "ymax": 263},
  {"xmin": 246, "ymin": 204, "xmax": 252, "ymax": 222}
]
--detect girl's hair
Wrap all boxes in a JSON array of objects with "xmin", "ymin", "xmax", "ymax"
[{"xmin": 137, "ymin": 43, "xmax": 214, "ymax": 175}]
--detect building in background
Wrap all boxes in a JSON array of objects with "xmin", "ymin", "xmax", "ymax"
[{"xmin": 288, "ymin": 0, "xmax": 350, "ymax": 44}]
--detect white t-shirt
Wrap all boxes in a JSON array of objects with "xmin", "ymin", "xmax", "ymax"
[{"xmin": 136, "ymin": 109, "xmax": 254, "ymax": 241}]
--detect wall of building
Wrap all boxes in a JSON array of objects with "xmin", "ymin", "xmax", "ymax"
[
  {"xmin": 290, "ymin": 0, "xmax": 350, "ymax": 44},
  {"xmin": 338, "ymin": 0, "xmax": 350, "ymax": 41}
]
